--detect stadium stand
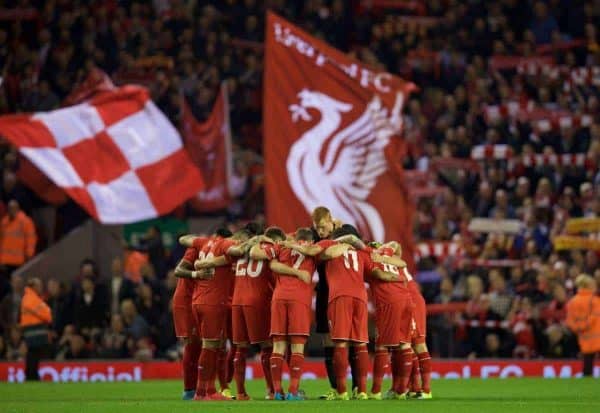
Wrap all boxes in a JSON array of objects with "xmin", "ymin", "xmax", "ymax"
[{"xmin": 0, "ymin": 0, "xmax": 599, "ymax": 362}]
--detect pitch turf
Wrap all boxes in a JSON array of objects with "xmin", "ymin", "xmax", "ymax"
[{"xmin": 0, "ymin": 378, "xmax": 598, "ymax": 413}]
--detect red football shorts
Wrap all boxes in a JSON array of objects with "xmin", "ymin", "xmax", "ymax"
[
  {"xmin": 173, "ymin": 304, "xmax": 196, "ymax": 338},
  {"xmin": 232, "ymin": 304, "xmax": 271, "ymax": 344},
  {"xmin": 270, "ymin": 299, "xmax": 311, "ymax": 338},
  {"xmin": 327, "ymin": 296, "xmax": 368, "ymax": 343},
  {"xmin": 411, "ymin": 291, "xmax": 427, "ymax": 338},
  {"xmin": 375, "ymin": 301, "xmax": 413, "ymax": 346},
  {"xmin": 192, "ymin": 303, "xmax": 228, "ymax": 341}
]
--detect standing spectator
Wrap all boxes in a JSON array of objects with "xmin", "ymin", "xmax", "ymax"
[
  {"xmin": 566, "ymin": 274, "xmax": 600, "ymax": 377},
  {"xmin": 46, "ymin": 278, "xmax": 72, "ymax": 336},
  {"xmin": 0, "ymin": 274, "xmax": 24, "ymax": 335},
  {"xmin": 19, "ymin": 278, "xmax": 52, "ymax": 381},
  {"xmin": 0, "ymin": 200, "xmax": 37, "ymax": 275},
  {"xmin": 108, "ymin": 257, "xmax": 136, "ymax": 316},
  {"xmin": 136, "ymin": 226, "xmax": 166, "ymax": 279}
]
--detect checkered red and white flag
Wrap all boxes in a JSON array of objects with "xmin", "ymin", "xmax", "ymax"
[{"xmin": 0, "ymin": 85, "xmax": 204, "ymax": 223}]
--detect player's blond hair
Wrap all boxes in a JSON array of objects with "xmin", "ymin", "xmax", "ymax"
[{"xmin": 311, "ymin": 206, "xmax": 331, "ymax": 223}]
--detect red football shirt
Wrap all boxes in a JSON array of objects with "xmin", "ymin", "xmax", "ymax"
[
  {"xmin": 172, "ymin": 246, "xmax": 200, "ymax": 307},
  {"xmin": 192, "ymin": 237, "xmax": 236, "ymax": 306},
  {"xmin": 267, "ymin": 242, "xmax": 316, "ymax": 307},
  {"xmin": 367, "ymin": 246, "xmax": 411, "ymax": 306},
  {"xmin": 317, "ymin": 240, "xmax": 372, "ymax": 304},
  {"xmin": 231, "ymin": 242, "xmax": 274, "ymax": 307}
]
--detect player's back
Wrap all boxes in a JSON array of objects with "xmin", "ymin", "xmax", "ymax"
[
  {"xmin": 193, "ymin": 237, "xmax": 235, "ymax": 306},
  {"xmin": 319, "ymin": 240, "xmax": 369, "ymax": 304},
  {"xmin": 232, "ymin": 252, "xmax": 274, "ymax": 307},
  {"xmin": 368, "ymin": 246, "xmax": 411, "ymax": 306},
  {"xmin": 272, "ymin": 244, "xmax": 315, "ymax": 307}
]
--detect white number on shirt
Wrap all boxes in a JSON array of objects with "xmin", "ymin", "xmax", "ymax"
[
  {"xmin": 290, "ymin": 249, "xmax": 305, "ymax": 269},
  {"xmin": 382, "ymin": 263, "xmax": 399, "ymax": 275},
  {"xmin": 343, "ymin": 250, "xmax": 359, "ymax": 272},
  {"xmin": 235, "ymin": 258, "xmax": 263, "ymax": 278},
  {"xmin": 403, "ymin": 267, "xmax": 414, "ymax": 282}
]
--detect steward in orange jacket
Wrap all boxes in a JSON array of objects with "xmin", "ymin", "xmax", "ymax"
[
  {"xmin": 566, "ymin": 274, "xmax": 600, "ymax": 376},
  {"xmin": 19, "ymin": 278, "xmax": 52, "ymax": 381},
  {"xmin": 0, "ymin": 200, "xmax": 37, "ymax": 268}
]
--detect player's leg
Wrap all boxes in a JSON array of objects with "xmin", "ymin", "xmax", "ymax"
[
  {"xmin": 191, "ymin": 304, "xmax": 207, "ymax": 400},
  {"xmin": 217, "ymin": 308, "xmax": 234, "ymax": 398},
  {"xmin": 371, "ymin": 304, "xmax": 393, "ymax": 399},
  {"xmin": 269, "ymin": 299, "xmax": 288, "ymax": 400},
  {"xmin": 287, "ymin": 337, "xmax": 307, "ymax": 400},
  {"xmin": 390, "ymin": 342, "xmax": 413, "ymax": 399},
  {"xmin": 270, "ymin": 337, "xmax": 287, "ymax": 400},
  {"xmin": 316, "ymin": 282, "xmax": 337, "ymax": 398},
  {"xmin": 320, "ymin": 335, "xmax": 337, "ymax": 399},
  {"xmin": 350, "ymin": 298, "xmax": 370, "ymax": 400},
  {"xmin": 371, "ymin": 345, "xmax": 389, "ymax": 399},
  {"xmin": 328, "ymin": 296, "xmax": 352, "ymax": 400},
  {"xmin": 413, "ymin": 337, "xmax": 432, "ymax": 399},
  {"xmin": 246, "ymin": 304, "xmax": 274, "ymax": 398},
  {"xmin": 197, "ymin": 305, "xmax": 230, "ymax": 401},
  {"xmin": 174, "ymin": 304, "xmax": 201, "ymax": 400},
  {"xmin": 231, "ymin": 305, "xmax": 250, "ymax": 400}
]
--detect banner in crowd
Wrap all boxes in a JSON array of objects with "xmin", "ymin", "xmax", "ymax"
[
  {"xmin": 0, "ymin": 85, "xmax": 204, "ymax": 223},
  {"xmin": 263, "ymin": 12, "xmax": 417, "ymax": 266},
  {"xmin": 565, "ymin": 217, "xmax": 600, "ymax": 234},
  {"xmin": 468, "ymin": 218, "xmax": 523, "ymax": 235},
  {"xmin": 553, "ymin": 235, "xmax": 600, "ymax": 251},
  {"xmin": 181, "ymin": 83, "xmax": 233, "ymax": 212},
  {"xmin": 1, "ymin": 360, "xmax": 597, "ymax": 382}
]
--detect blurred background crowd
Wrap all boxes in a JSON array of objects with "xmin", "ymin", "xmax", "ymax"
[{"xmin": 0, "ymin": 0, "xmax": 599, "ymax": 360}]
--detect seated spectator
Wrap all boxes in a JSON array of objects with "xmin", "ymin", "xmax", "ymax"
[
  {"xmin": 543, "ymin": 325, "xmax": 577, "ymax": 359},
  {"xmin": 5, "ymin": 325, "xmax": 26, "ymax": 361},
  {"xmin": 479, "ymin": 333, "xmax": 513, "ymax": 358},
  {"xmin": 489, "ymin": 269, "xmax": 513, "ymax": 318},
  {"xmin": 108, "ymin": 257, "xmax": 136, "ymax": 316},
  {"xmin": 120, "ymin": 299, "xmax": 150, "ymax": 341},
  {"xmin": 0, "ymin": 274, "xmax": 23, "ymax": 335},
  {"xmin": 46, "ymin": 278, "xmax": 73, "ymax": 336},
  {"xmin": 63, "ymin": 334, "xmax": 91, "ymax": 360},
  {"xmin": 97, "ymin": 314, "xmax": 129, "ymax": 359},
  {"xmin": 73, "ymin": 277, "xmax": 108, "ymax": 339}
]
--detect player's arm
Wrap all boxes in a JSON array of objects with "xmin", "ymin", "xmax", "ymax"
[
  {"xmin": 269, "ymin": 260, "xmax": 311, "ymax": 284},
  {"xmin": 194, "ymin": 255, "xmax": 228, "ymax": 269},
  {"xmin": 178, "ymin": 235, "xmax": 198, "ymax": 247},
  {"xmin": 280, "ymin": 240, "xmax": 323, "ymax": 257},
  {"xmin": 372, "ymin": 253, "xmax": 407, "ymax": 268},
  {"xmin": 319, "ymin": 243, "xmax": 351, "ymax": 260},
  {"xmin": 174, "ymin": 259, "xmax": 213, "ymax": 279},
  {"xmin": 370, "ymin": 268, "xmax": 402, "ymax": 282},
  {"xmin": 382, "ymin": 241, "xmax": 400, "ymax": 252},
  {"xmin": 249, "ymin": 243, "xmax": 271, "ymax": 260},
  {"xmin": 334, "ymin": 235, "xmax": 366, "ymax": 250}
]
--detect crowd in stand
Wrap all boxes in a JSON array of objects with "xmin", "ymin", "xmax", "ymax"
[{"xmin": 1, "ymin": 0, "xmax": 600, "ymax": 360}]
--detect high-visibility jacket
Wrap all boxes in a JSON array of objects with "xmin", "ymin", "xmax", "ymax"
[
  {"xmin": 0, "ymin": 211, "xmax": 37, "ymax": 266},
  {"xmin": 20, "ymin": 287, "xmax": 52, "ymax": 348},
  {"xmin": 566, "ymin": 288, "xmax": 600, "ymax": 354}
]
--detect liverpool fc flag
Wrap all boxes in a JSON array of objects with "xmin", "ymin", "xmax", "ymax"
[{"xmin": 263, "ymin": 12, "xmax": 417, "ymax": 268}]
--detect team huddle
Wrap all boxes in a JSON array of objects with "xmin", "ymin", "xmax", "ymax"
[{"xmin": 172, "ymin": 206, "xmax": 432, "ymax": 401}]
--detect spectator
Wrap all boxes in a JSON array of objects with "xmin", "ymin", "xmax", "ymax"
[
  {"xmin": 0, "ymin": 274, "xmax": 24, "ymax": 335},
  {"xmin": 488, "ymin": 269, "xmax": 513, "ymax": 318},
  {"xmin": 136, "ymin": 226, "xmax": 166, "ymax": 279},
  {"xmin": 108, "ymin": 257, "xmax": 136, "ymax": 316},
  {"xmin": 19, "ymin": 278, "xmax": 52, "ymax": 380},
  {"xmin": 73, "ymin": 277, "xmax": 108, "ymax": 339},
  {"xmin": 543, "ymin": 325, "xmax": 577, "ymax": 359},
  {"xmin": 97, "ymin": 314, "xmax": 129, "ymax": 359},
  {"xmin": 0, "ymin": 200, "xmax": 37, "ymax": 274},
  {"xmin": 5, "ymin": 325, "xmax": 26, "ymax": 361},
  {"xmin": 480, "ymin": 333, "xmax": 512, "ymax": 358},
  {"xmin": 46, "ymin": 278, "xmax": 72, "ymax": 336},
  {"xmin": 120, "ymin": 299, "xmax": 150, "ymax": 341}
]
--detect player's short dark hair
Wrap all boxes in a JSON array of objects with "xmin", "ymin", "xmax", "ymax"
[
  {"xmin": 244, "ymin": 221, "xmax": 264, "ymax": 236},
  {"xmin": 368, "ymin": 241, "xmax": 382, "ymax": 249},
  {"xmin": 265, "ymin": 226, "xmax": 286, "ymax": 241},
  {"xmin": 233, "ymin": 229, "xmax": 252, "ymax": 241},
  {"xmin": 215, "ymin": 227, "xmax": 233, "ymax": 238},
  {"xmin": 331, "ymin": 224, "xmax": 361, "ymax": 240},
  {"xmin": 295, "ymin": 227, "xmax": 314, "ymax": 242}
]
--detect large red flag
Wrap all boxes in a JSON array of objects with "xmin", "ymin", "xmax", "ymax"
[
  {"xmin": 181, "ymin": 83, "xmax": 233, "ymax": 212},
  {"xmin": 264, "ymin": 12, "xmax": 417, "ymax": 269}
]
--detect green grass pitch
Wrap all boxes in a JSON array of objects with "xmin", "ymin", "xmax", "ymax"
[{"xmin": 0, "ymin": 378, "xmax": 598, "ymax": 413}]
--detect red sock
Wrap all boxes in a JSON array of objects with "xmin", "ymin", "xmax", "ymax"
[
  {"xmin": 183, "ymin": 340, "xmax": 202, "ymax": 391},
  {"xmin": 261, "ymin": 347, "xmax": 274, "ymax": 393},
  {"xmin": 333, "ymin": 346, "xmax": 349, "ymax": 394},
  {"xmin": 270, "ymin": 352, "xmax": 284, "ymax": 394},
  {"xmin": 233, "ymin": 347, "xmax": 248, "ymax": 395},
  {"xmin": 371, "ymin": 349, "xmax": 389, "ymax": 394},
  {"xmin": 198, "ymin": 347, "xmax": 218, "ymax": 396},
  {"xmin": 355, "ymin": 346, "xmax": 369, "ymax": 393},
  {"xmin": 288, "ymin": 352, "xmax": 304, "ymax": 394},
  {"xmin": 410, "ymin": 353, "xmax": 421, "ymax": 392},
  {"xmin": 391, "ymin": 348, "xmax": 401, "ymax": 393},
  {"xmin": 217, "ymin": 347, "xmax": 229, "ymax": 391},
  {"xmin": 392, "ymin": 348, "xmax": 413, "ymax": 394},
  {"xmin": 418, "ymin": 351, "xmax": 432, "ymax": 393},
  {"xmin": 227, "ymin": 346, "xmax": 236, "ymax": 384}
]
